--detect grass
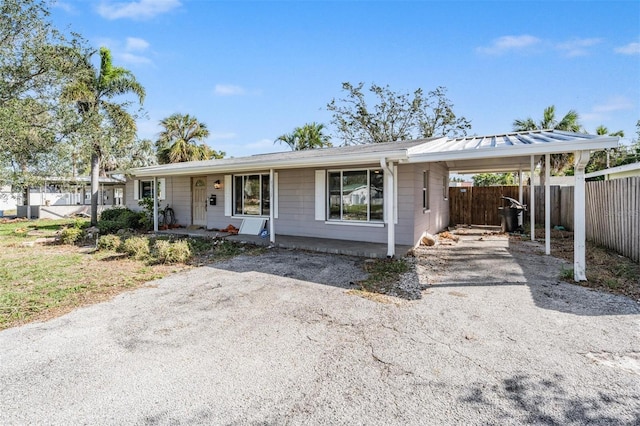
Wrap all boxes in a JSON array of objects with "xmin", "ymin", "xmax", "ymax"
[
  {"xmin": 357, "ymin": 258, "xmax": 410, "ymax": 297},
  {"xmin": 0, "ymin": 218, "xmax": 262, "ymax": 330}
]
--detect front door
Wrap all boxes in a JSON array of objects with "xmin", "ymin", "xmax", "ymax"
[{"xmin": 192, "ymin": 178, "xmax": 207, "ymax": 226}]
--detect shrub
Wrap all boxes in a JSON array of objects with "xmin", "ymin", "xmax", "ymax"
[
  {"xmin": 97, "ymin": 234, "xmax": 122, "ymax": 251},
  {"xmin": 97, "ymin": 208, "xmax": 145, "ymax": 234},
  {"xmin": 121, "ymin": 236, "xmax": 151, "ymax": 260},
  {"xmin": 154, "ymin": 239, "xmax": 192, "ymax": 264},
  {"xmin": 59, "ymin": 227, "xmax": 85, "ymax": 245}
]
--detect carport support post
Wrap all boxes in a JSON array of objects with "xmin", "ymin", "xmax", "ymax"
[
  {"xmin": 269, "ymin": 168, "xmax": 275, "ymax": 244},
  {"xmin": 545, "ymin": 154, "xmax": 551, "ymax": 255},
  {"xmin": 573, "ymin": 150, "xmax": 590, "ymax": 281},
  {"xmin": 153, "ymin": 176, "xmax": 158, "ymax": 232},
  {"xmin": 518, "ymin": 169, "xmax": 523, "ymax": 227},
  {"xmin": 530, "ymin": 156, "xmax": 535, "ymax": 241}
]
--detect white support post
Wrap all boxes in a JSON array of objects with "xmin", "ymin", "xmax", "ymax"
[
  {"xmin": 530, "ymin": 156, "xmax": 535, "ymax": 241},
  {"xmin": 269, "ymin": 168, "xmax": 275, "ymax": 244},
  {"xmin": 518, "ymin": 169, "xmax": 523, "ymax": 227},
  {"xmin": 380, "ymin": 158, "xmax": 395, "ymax": 257},
  {"xmin": 545, "ymin": 154, "xmax": 551, "ymax": 255},
  {"xmin": 573, "ymin": 150, "xmax": 590, "ymax": 281},
  {"xmin": 153, "ymin": 176, "xmax": 158, "ymax": 232}
]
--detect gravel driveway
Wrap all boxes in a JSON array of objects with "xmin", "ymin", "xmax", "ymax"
[{"xmin": 1, "ymin": 233, "xmax": 639, "ymax": 425}]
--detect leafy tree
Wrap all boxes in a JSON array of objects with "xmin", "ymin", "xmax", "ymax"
[
  {"xmin": 513, "ymin": 105, "xmax": 582, "ymax": 176},
  {"xmin": 275, "ymin": 122, "xmax": 332, "ymax": 151},
  {"xmin": 156, "ymin": 113, "xmax": 224, "ymax": 163},
  {"xmin": 61, "ymin": 47, "xmax": 145, "ymax": 225},
  {"xmin": 326, "ymin": 82, "xmax": 471, "ymax": 145},
  {"xmin": 472, "ymin": 173, "xmax": 515, "ymax": 187},
  {"xmin": 0, "ymin": 0, "xmax": 81, "ymax": 188},
  {"xmin": 585, "ymin": 126, "xmax": 625, "ymax": 175}
]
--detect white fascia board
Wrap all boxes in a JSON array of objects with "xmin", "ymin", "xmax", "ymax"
[
  {"xmin": 585, "ymin": 161, "xmax": 640, "ymax": 178},
  {"xmin": 130, "ymin": 151, "xmax": 409, "ymax": 178},
  {"xmin": 406, "ymin": 137, "xmax": 619, "ymax": 164}
]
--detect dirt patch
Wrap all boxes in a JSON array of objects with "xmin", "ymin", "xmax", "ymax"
[{"xmin": 514, "ymin": 228, "xmax": 640, "ymax": 302}]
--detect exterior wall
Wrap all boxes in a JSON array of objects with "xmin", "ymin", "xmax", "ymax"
[
  {"xmin": 411, "ymin": 162, "xmax": 450, "ymax": 245},
  {"xmin": 124, "ymin": 162, "xmax": 450, "ymax": 246},
  {"xmin": 274, "ymin": 166, "xmax": 389, "ymax": 244},
  {"xmin": 125, "ymin": 176, "xmax": 193, "ymax": 226}
]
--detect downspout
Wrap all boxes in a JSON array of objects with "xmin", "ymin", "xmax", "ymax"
[
  {"xmin": 530, "ymin": 156, "xmax": 535, "ymax": 241},
  {"xmin": 380, "ymin": 158, "xmax": 395, "ymax": 258}
]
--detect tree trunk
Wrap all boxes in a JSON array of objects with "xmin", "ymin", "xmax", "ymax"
[{"xmin": 90, "ymin": 150, "xmax": 100, "ymax": 226}]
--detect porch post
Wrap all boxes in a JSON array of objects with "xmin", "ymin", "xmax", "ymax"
[
  {"xmin": 518, "ymin": 169, "xmax": 523, "ymax": 227},
  {"xmin": 545, "ymin": 154, "xmax": 551, "ymax": 255},
  {"xmin": 573, "ymin": 150, "xmax": 590, "ymax": 281},
  {"xmin": 269, "ymin": 168, "xmax": 275, "ymax": 244},
  {"xmin": 153, "ymin": 176, "xmax": 158, "ymax": 232},
  {"xmin": 530, "ymin": 156, "xmax": 535, "ymax": 241},
  {"xmin": 381, "ymin": 159, "xmax": 395, "ymax": 257}
]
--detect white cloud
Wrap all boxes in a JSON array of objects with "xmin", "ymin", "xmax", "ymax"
[
  {"xmin": 556, "ymin": 37, "xmax": 601, "ymax": 57},
  {"xmin": 476, "ymin": 35, "xmax": 541, "ymax": 55},
  {"xmin": 120, "ymin": 52, "xmax": 152, "ymax": 65},
  {"xmin": 614, "ymin": 42, "xmax": 640, "ymax": 55},
  {"xmin": 214, "ymin": 84, "xmax": 247, "ymax": 96},
  {"xmin": 592, "ymin": 96, "xmax": 634, "ymax": 113},
  {"xmin": 53, "ymin": 1, "xmax": 76, "ymax": 13},
  {"xmin": 126, "ymin": 37, "xmax": 150, "ymax": 52},
  {"xmin": 97, "ymin": 0, "xmax": 181, "ymax": 20}
]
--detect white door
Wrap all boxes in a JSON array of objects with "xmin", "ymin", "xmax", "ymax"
[{"xmin": 192, "ymin": 178, "xmax": 207, "ymax": 226}]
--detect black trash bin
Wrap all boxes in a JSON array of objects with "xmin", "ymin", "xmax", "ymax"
[{"xmin": 498, "ymin": 196, "xmax": 526, "ymax": 233}]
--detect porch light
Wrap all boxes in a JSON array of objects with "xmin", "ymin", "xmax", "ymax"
[{"xmin": 214, "ymin": 180, "xmax": 222, "ymax": 189}]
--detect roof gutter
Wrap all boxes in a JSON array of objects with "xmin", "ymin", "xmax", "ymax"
[{"xmin": 130, "ymin": 150, "xmax": 410, "ymax": 178}]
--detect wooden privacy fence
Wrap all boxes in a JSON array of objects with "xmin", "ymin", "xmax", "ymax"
[
  {"xmin": 449, "ymin": 185, "xmax": 570, "ymax": 228},
  {"xmin": 449, "ymin": 177, "xmax": 640, "ymax": 262}
]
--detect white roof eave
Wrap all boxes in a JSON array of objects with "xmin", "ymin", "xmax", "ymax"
[{"xmin": 130, "ymin": 150, "xmax": 410, "ymax": 178}]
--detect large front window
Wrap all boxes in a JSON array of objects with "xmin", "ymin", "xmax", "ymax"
[
  {"xmin": 328, "ymin": 169, "xmax": 383, "ymax": 222},
  {"xmin": 234, "ymin": 174, "xmax": 270, "ymax": 216}
]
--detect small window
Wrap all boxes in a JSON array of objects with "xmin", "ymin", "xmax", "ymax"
[
  {"xmin": 233, "ymin": 174, "xmax": 270, "ymax": 216},
  {"xmin": 443, "ymin": 175, "xmax": 449, "ymax": 201},
  {"xmin": 423, "ymin": 171, "xmax": 430, "ymax": 211}
]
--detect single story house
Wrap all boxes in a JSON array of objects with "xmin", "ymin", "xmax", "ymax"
[
  {"xmin": 126, "ymin": 130, "xmax": 619, "ymax": 281},
  {"xmin": 17, "ymin": 175, "xmax": 126, "ymax": 219}
]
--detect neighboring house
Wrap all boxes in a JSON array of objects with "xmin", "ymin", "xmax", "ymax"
[
  {"xmin": 585, "ymin": 162, "xmax": 640, "ymax": 181},
  {"xmin": 127, "ymin": 130, "xmax": 617, "ymax": 280},
  {"xmin": 17, "ymin": 176, "xmax": 126, "ymax": 219},
  {"xmin": 0, "ymin": 185, "xmax": 20, "ymax": 215}
]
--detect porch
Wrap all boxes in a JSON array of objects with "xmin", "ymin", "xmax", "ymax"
[{"xmin": 157, "ymin": 228, "xmax": 413, "ymax": 259}]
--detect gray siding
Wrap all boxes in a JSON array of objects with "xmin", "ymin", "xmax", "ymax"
[
  {"xmin": 411, "ymin": 162, "xmax": 450, "ymax": 245},
  {"xmin": 124, "ymin": 161, "xmax": 449, "ymax": 245}
]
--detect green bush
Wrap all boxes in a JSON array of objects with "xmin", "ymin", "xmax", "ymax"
[
  {"xmin": 97, "ymin": 208, "xmax": 145, "ymax": 234},
  {"xmin": 154, "ymin": 239, "xmax": 192, "ymax": 264},
  {"xmin": 59, "ymin": 227, "xmax": 85, "ymax": 245},
  {"xmin": 97, "ymin": 234, "xmax": 122, "ymax": 251},
  {"xmin": 121, "ymin": 236, "xmax": 151, "ymax": 260}
]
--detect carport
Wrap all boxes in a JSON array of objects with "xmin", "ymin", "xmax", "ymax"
[{"xmin": 405, "ymin": 130, "xmax": 619, "ymax": 281}]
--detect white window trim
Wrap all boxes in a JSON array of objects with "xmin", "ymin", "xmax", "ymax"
[
  {"xmin": 326, "ymin": 168, "xmax": 385, "ymax": 224},
  {"xmin": 133, "ymin": 178, "xmax": 165, "ymax": 201},
  {"xmin": 423, "ymin": 170, "xmax": 430, "ymax": 213},
  {"xmin": 231, "ymin": 173, "xmax": 271, "ymax": 218}
]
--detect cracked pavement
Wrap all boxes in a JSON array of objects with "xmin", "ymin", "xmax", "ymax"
[{"xmin": 1, "ymin": 241, "xmax": 639, "ymax": 425}]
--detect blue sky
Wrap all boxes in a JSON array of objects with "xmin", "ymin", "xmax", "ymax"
[{"xmin": 51, "ymin": 0, "xmax": 640, "ymax": 157}]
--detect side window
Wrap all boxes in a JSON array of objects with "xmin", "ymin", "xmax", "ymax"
[{"xmin": 423, "ymin": 170, "xmax": 430, "ymax": 211}]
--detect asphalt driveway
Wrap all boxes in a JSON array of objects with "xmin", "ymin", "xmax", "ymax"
[{"xmin": 1, "ymin": 236, "xmax": 639, "ymax": 425}]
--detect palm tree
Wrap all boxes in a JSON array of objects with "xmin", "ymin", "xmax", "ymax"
[
  {"xmin": 156, "ymin": 113, "xmax": 221, "ymax": 163},
  {"xmin": 62, "ymin": 47, "xmax": 145, "ymax": 225},
  {"xmin": 275, "ymin": 122, "xmax": 332, "ymax": 151},
  {"xmin": 513, "ymin": 105, "xmax": 582, "ymax": 175}
]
